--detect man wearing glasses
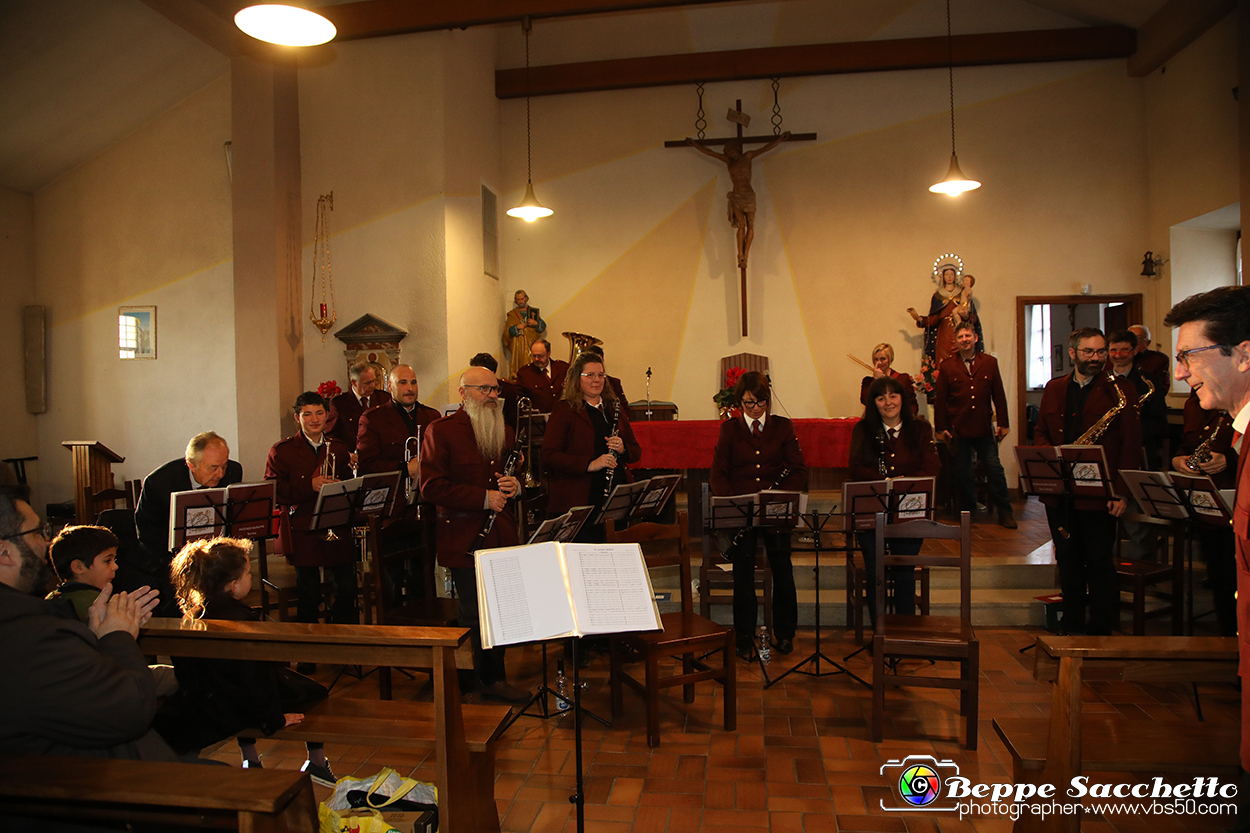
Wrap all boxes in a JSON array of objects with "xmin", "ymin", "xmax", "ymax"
[
  {"xmin": 419, "ymin": 367, "xmax": 529, "ymax": 703},
  {"xmin": 1033, "ymin": 327, "xmax": 1141, "ymax": 635},
  {"xmin": 1163, "ymin": 287, "xmax": 1250, "ymax": 824},
  {"xmin": 0, "ymin": 485, "xmax": 173, "ymax": 760},
  {"xmin": 516, "ymin": 339, "xmax": 569, "ymax": 413},
  {"xmin": 357, "ymin": 364, "xmax": 441, "ymax": 481}
]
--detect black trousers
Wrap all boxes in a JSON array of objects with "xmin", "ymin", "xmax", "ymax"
[
  {"xmin": 854, "ymin": 532, "xmax": 922, "ymax": 623},
  {"xmin": 451, "ymin": 566, "xmax": 506, "ymax": 688},
  {"xmin": 294, "ymin": 562, "xmax": 358, "ymax": 625},
  {"xmin": 954, "ymin": 435, "xmax": 1012, "ymax": 515},
  {"xmin": 1045, "ymin": 503, "xmax": 1118, "ymax": 635},
  {"xmin": 1197, "ymin": 524, "xmax": 1237, "ymax": 636},
  {"xmin": 729, "ymin": 528, "xmax": 796, "ymax": 648}
]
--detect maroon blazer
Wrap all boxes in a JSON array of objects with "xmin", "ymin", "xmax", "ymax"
[
  {"xmin": 1233, "ymin": 429, "xmax": 1250, "ymax": 711},
  {"xmin": 848, "ymin": 420, "xmax": 941, "ymax": 482},
  {"xmin": 542, "ymin": 399, "xmax": 641, "ymax": 515},
  {"xmin": 1176, "ymin": 392, "xmax": 1238, "ymax": 489},
  {"xmin": 1134, "ymin": 348, "xmax": 1170, "ymax": 386},
  {"xmin": 499, "ymin": 378, "xmax": 522, "ymax": 429},
  {"xmin": 859, "ymin": 370, "xmax": 918, "ymax": 417},
  {"xmin": 934, "ymin": 352, "xmax": 1009, "ymax": 438},
  {"xmin": 516, "ymin": 359, "xmax": 570, "ymax": 413},
  {"xmin": 356, "ymin": 401, "xmax": 442, "ymax": 476},
  {"xmin": 709, "ymin": 415, "xmax": 807, "ymax": 496},
  {"xmin": 418, "ymin": 408, "xmax": 518, "ymax": 570},
  {"xmin": 1034, "ymin": 372, "xmax": 1143, "ymax": 510},
  {"xmin": 264, "ymin": 434, "xmax": 354, "ymax": 568},
  {"xmin": 328, "ymin": 390, "xmax": 392, "ymax": 451}
]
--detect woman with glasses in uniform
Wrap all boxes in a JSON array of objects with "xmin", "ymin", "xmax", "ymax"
[
  {"xmin": 542, "ymin": 351, "xmax": 641, "ymax": 543},
  {"xmin": 710, "ymin": 371, "xmax": 807, "ymax": 660}
]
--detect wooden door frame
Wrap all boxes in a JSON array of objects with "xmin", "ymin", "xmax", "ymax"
[{"xmin": 1015, "ymin": 293, "xmax": 1143, "ymax": 439}]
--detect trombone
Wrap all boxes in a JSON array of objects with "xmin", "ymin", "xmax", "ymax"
[{"xmin": 517, "ymin": 396, "xmax": 543, "ymax": 494}]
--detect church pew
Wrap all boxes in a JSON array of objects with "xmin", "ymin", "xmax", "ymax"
[{"xmin": 140, "ymin": 618, "xmax": 510, "ymax": 833}]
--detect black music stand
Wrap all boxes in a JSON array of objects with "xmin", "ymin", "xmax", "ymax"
[{"xmin": 766, "ymin": 506, "xmax": 869, "ymax": 689}]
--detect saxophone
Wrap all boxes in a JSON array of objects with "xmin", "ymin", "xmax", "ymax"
[
  {"xmin": 1134, "ymin": 375, "xmax": 1156, "ymax": 414},
  {"xmin": 1186, "ymin": 411, "xmax": 1229, "ymax": 471},
  {"xmin": 1073, "ymin": 373, "xmax": 1128, "ymax": 445}
]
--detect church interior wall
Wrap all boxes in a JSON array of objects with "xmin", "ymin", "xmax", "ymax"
[{"xmin": 0, "ymin": 186, "xmax": 38, "ymax": 505}]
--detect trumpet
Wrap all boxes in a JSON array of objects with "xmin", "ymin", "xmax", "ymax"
[
  {"xmin": 319, "ymin": 449, "xmax": 340, "ymax": 541},
  {"xmin": 404, "ymin": 436, "xmax": 421, "ymax": 504}
]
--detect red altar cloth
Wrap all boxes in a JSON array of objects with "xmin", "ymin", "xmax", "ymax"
[{"xmin": 628, "ymin": 418, "xmax": 858, "ymax": 469}]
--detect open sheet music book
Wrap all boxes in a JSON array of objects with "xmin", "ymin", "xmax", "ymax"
[
  {"xmin": 841, "ymin": 477, "xmax": 936, "ymax": 531},
  {"xmin": 1014, "ymin": 445, "xmax": 1113, "ymax": 499},
  {"xmin": 168, "ymin": 481, "xmax": 275, "ymax": 551},
  {"xmin": 309, "ymin": 471, "xmax": 402, "ymax": 530},
  {"xmin": 707, "ymin": 490, "xmax": 807, "ymax": 530},
  {"xmin": 474, "ymin": 541, "xmax": 662, "ymax": 649},
  {"xmin": 1121, "ymin": 469, "xmax": 1235, "ymax": 525}
]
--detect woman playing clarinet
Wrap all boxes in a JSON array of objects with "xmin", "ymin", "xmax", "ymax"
[
  {"xmin": 542, "ymin": 351, "xmax": 641, "ymax": 543},
  {"xmin": 848, "ymin": 375, "xmax": 941, "ymax": 623},
  {"xmin": 710, "ymin": 371, "xmax": 807, "ymax": 660}
]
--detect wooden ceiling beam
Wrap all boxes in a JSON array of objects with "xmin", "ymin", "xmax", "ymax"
[
  {"xmin": 1127, "ymin": 0, "xmax": 1235, "ymax": 77},
  {"xmin": 495, "ymin": 25, "xmax": 1136, "ymax": 98},
  {"xmin": 322, "ymin": 0, "xmax": 761, "ymax": 40}
]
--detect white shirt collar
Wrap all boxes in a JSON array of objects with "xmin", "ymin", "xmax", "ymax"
[
  {"xmin": 743, "ymin": 413, "xmax": 767, "ymax": 432},
  {"xmin": 1233, "ymin": 399, "xmax": 1250, "ymax": 438}
]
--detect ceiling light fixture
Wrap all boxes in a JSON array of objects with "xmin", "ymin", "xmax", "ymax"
[
  {"xmin": 929, "ymin": 0, "xmax": 980, "ymax": 196},
  {"xmin": 507, "ymin": 17, "xmax": 553, "ymax": 222},
  {"xmin": 235, "ymin": 4, "xmax": 336, "ymax": 47}
]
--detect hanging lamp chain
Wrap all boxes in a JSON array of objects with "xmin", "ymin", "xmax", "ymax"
[{"xmin": 945, "ymin": 0, "xmax": 956, "ymax": 156}]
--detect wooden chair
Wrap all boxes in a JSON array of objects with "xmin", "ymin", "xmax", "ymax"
[
  {"xmin": 698, "ymin": 482, "xmax": 772, "ymax": 634},
  {"xmin": 871, "ymin": 511, "xmax": 979, "ymax": 749},
  {"xmin": 1114, "ymin": 514, "xmax": 1184, "ymax": 635},
  {"xmin": 845, "ymin": 549, "xmax": 930, "ymax": 644},
  {"xmin": 607, "ymin": 511, "xmax": 736, "ymax": 748}
]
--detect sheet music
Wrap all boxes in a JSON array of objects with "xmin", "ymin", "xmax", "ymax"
[
  {"xmin": 475, "ymin": 543, "xmax": 577, "ymax": 648},
  {"xmin": 564, "ymin": 543, "xmax": 661, "ymax": 634}
]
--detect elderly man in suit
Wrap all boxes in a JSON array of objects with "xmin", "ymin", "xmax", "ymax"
[
  {"xmin": 516, "ymin": 339, "xmax": 569, "ymax": 413},
  {"xmin": 934, "ymin": 322, "xmax": 1016, "ymax": 528},
  {"xmin": 131, "ymin": 431, "xmax": 243, "ymax": 615},
  {"xmin": 1163, "ymin": 287, "xmax": 1250, "ymax": 827},
  {"xmin": 420, "ymin": 366, "xmax": 529, "ymax": 703},
  {"xmin": 329, "ymin": 361, "xmax": 392, "ymax": 452}
]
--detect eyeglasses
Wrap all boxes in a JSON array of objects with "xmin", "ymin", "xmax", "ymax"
[
  {"xmin": 1075, "ymin": 348, "xmax": 1108, "ymax": 358},
  {"xmin": 1175, "ymin": 344, "xmax": 1230, "ymax": 369},
  {"xmin": 580, "ymin": 372, "xmax": 607, "ymax": 380},
  {"xmin": 2, "ymin": 522, "xmax": 53, "ymax": 544},
  {"xmin": 740, "ymin": 398, "xmax": 768, "ymax": 409},
  {"xmin": 464, "ymin": 384, "xmax": 501, "ymax": 395}
]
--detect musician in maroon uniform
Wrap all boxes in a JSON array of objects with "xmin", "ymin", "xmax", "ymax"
[
  {"xmin": 858, "ymin": 343, "xmax": 917, "ymax": 417},
  {"xmin": 1172, "ymin": 391, "xmax": 1238, "ymax": 635},
  {"xmin": 582, "ymin": 344, "xmax": 627, "ymax": 403},
  {"xmin": 1163, "ymin": 288, "xmax": 1250, "ymax": 819},
  {"xmin": 470, "ymin": 352, "xmax": 521, "ymax": 428},
  {"xmin": 1034, "ymin": 328, "xmax": 1141, "ymax": 635},
  {"xmin": 516, "ymin": 339, "xmax": 569, "ymax": 413},
  {"xmin": 328, "ymin": 361, "xmax": 391, "ymax": 452},
  {"xmin": 264, "ymin": 392, "xmax": 357, "ymax": 647},
  {"xmin": 419, "ymin": 366, "xmax": 528, "ymax": 703},
  {"xmin": 1129, "ymin": 323, "xmax": 1171, "ymax": 385},
  {"xmin": 848, "ymin": 376, "xmax": 940, "ymax": 622},
  {"xmin": 542, "ymin": 352, "xmax": 641, "ymax": 543},
  {"xmin": 934, "ymin": 322, "xmax": 1015, "ymax": 528},
  {"xmin": 710, "ymin": 371, "xmax": 807, "ymax": 659},
  {"xmin": 357, "ymin": 364, "xmax": 441, "ymax": 477}
]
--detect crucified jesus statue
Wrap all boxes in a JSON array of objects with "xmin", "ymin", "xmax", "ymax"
[{"xmin": 686, "ymin": 130, "xmax": 790, "ymax": 269}]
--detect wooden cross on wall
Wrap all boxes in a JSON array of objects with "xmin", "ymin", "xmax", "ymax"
[{"xmin": 666, "ymin": 100, "xmax": 815, "ymax": 337}]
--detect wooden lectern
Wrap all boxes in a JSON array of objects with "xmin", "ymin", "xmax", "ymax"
[{"xmin": 62, "ymin": 441, "xmax": 125, "ymax": 523}]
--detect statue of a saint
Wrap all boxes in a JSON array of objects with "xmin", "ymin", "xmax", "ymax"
[
  {"xmin": 502, "ymin": 289, "xmax": 547, "ymax": 379},
  {"xmin": 907, "ymin": 265, "xmax": 983, "ymax": 392},
  {"xmin": 686, "ymin": 131, "xmax": 790, "ymax": 269}
]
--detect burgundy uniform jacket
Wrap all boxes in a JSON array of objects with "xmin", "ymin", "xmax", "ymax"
[
  {"xmin": 542, "ymin": 399, "xmax": 641, "ymax": 515},
  {"xmin": 418, "ymin": 408, "xmax": 518, "ymax": 570},
  {"xmin": 859, "ymin": 370, "xmax": 918, "ymax": 417},
  {"xmin": 709, "ymin": 415, "xmax": 808, "ymax": 496},
  {"xmin": 1232, "ymin": 428, "xmax": 1250, "ymax": 767},
  {"xmin": 848, "ymin": 420, "xmax": 941, "ymax": 482},
  {"xmin": 264, "ymin": 434, "xmax": 354, "ymax": 568},
  {"xmin": 934, "ymin": 352, "xmax": 1009, "ymax": 438},
  {"xmin": 516, "ymin": 359, "xmax": 570, "ymax": 413},
  {"xmin": 1177, "ymin": 393, "xmax": 1238, "ymax": 489},
  {"xmin": 1034, "ymin": 372, "xmax": 1143, "ymax": 511},
  {"xmin": 356, "ymin": 401, "xmax": 441, "ymax": 475},
  {"xmin": 328, "ymin": 390, "xmax": 392, "ymax": 451},
  {"xmin": 1134, "ymin": 348, "xmax": 1170, "ymax": 387}
]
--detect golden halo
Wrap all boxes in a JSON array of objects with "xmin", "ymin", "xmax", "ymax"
[{"xmin": 932, "ymin": 253, "xmax": 964, "ymax": 283}]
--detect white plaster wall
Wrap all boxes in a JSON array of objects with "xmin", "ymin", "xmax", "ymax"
[
  {"xmin": 0, "ymin": 187, "xmax": 39, "ymax": 504},
  {"xmin": 1168, "ymin": 225, "xmax": 1240, "ymax": 393}
]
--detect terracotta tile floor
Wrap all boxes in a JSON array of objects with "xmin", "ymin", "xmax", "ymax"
[{"xmin": 218, "ymin": 496, "xmax": 1242, "ymax": 831}]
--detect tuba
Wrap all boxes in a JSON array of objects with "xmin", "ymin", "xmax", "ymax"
[{"xmin": 561, "ymin": 331, "xmax": 603, "ymax": 362}]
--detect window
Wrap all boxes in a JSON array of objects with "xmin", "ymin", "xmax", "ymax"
[
  {"xmin": 482, "ymin": 185, "xmax": 499, "ymax": 279},
  {"xmin": 119, "ymin": 314, "xmax": 139, "ymax": 359},
  {"xmin": 1026, "ymin": 304, "xmax": 1051, "ymax": 389}
]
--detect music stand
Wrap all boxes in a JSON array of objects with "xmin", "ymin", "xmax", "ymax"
[{"xmin": 766, "ymin": 506, "xmax": 869, "ymax": 689}]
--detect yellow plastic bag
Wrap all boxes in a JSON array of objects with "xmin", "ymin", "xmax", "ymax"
[{"xmin": 318, "ymin": 804, "xmax": 401, "ymax": 833}]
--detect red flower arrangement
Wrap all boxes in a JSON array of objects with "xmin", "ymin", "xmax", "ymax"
[
  {"xmin": 713, "ymin": 366, "xmax": 747, "ymax": 418},
  {"xmin": 317, "ymin": 379, "xmax": 343, "ymax": 399}
]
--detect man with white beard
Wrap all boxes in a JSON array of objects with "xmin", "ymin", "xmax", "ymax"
[{"xmin": 419, "ymin": 366, "xmax": 529, "ymax": 702}]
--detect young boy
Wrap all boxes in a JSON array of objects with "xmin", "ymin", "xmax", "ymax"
[{"xmin": 46, "ymin": 525, "xmax": 119, "ymax": 620}]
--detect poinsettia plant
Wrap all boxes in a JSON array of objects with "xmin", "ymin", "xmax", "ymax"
[
  {"xmin": 713, "ymin": 366, "xmax": 747, "ymax": 416},
  {"xmin": 317, "ymin": 379, "xmax": 343, "ymax": 400}
]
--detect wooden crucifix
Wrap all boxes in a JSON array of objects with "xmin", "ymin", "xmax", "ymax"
[{"xmin": 666, "ymin": 100, "xmax": 815, "ymax": 337}]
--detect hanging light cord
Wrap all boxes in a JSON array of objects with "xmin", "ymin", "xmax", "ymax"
[
  {"xmin": 945, "ymin": 0, "xmax": 956, "ymax": 156},
  {"xmin": 524, "ymin": 17, "xmax": 533, "ymax": 183}
]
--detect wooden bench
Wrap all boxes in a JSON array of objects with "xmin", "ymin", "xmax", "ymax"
[
  {"xmin": 0, "ymin": 755, "xmax": 316, "ymax": 831},
  {"xmin": 992, "ymin": 635, "xmax": 1238, "ymax": 833},
  {"xmin": 140, "ymin": 618, "xmax": 512, "ymax": 833}
]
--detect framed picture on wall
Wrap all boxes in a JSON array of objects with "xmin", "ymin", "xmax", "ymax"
[
  {"xmin": 1052, "ymin": 344, "xmax": 1063, "ymax": 373},
  {"xmin": 119, "ymin": 306, "xmax": 156, "ymax": 360}
]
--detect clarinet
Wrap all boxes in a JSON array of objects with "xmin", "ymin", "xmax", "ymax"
[
  {"xmin": 727, "ymin": 463, "xmax": 793, "ymax": 553},
  {"xmin": 876, "ymin": 426, "xmax": 889, "ymax": 477},
  {"xmin": 601, "ymin": 399, "xmax": 622, "ymax": 506},
  {"xmin": 474, "ymin": 440, "xmax": 523, "ymax": 546}
]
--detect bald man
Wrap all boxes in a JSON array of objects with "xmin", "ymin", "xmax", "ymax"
[{"xmin": 356, "ymin": 364, "xmax": 441, "ymax": 479}]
